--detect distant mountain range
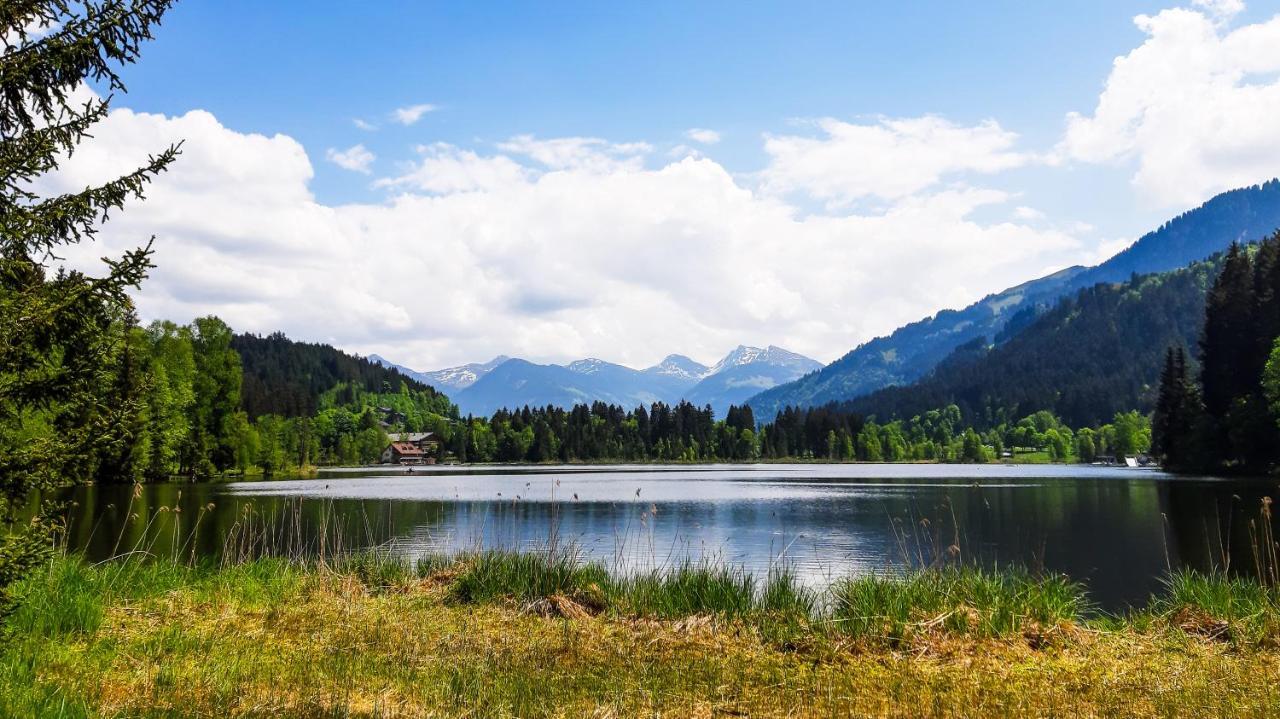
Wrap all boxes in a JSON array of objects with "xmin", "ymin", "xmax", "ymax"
[
  {"xmin": 371, "ymin": 346, "xmax": 818, "ymax": 417},
  {"xmin": 843, "ymin": 252, "xmax": 1221, "ymax": 429},
  {"xmin": 684, "ymin": 346, "xmax": 821, "ymax": 415},
  {"xmin": 368, "ymin": 354, "xmax": 508, "ymax": 391},
  {"xmin": 748, "ymin": 178, "xmax": 1280, "ymax": 418}
]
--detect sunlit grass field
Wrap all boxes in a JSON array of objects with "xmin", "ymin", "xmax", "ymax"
[{"xmin": 2, "ymin": 551, "xmax": 1279, "ymax": 718}]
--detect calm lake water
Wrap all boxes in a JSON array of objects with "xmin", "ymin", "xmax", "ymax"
[{"xmin": 53, "ymin": 463, "xmax": 1280, "ymax": 610}]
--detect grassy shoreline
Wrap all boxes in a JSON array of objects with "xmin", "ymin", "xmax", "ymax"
[{"xmin": 3, "ymin": 552, "xmax": 1279, "ymax": 717}]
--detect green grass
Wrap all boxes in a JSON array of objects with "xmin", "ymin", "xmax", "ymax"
[
  {"xmin": 448, "ymin": 549, "xmax": 611, "ymax": 607},
  {"xmin": 442, "ymin": 550, "xmax": 818, "ymax": 623},
  {"xmin": 1145, "ymin": 570, "xmax": 1280, "ymax": 645},
  {"xmin": 3, "ymin": 553, "xmax": 1280, "ymax": 717},
  {"xmin": 829, "ymin": 566, "xmax": 1091, "ymax": 644}
]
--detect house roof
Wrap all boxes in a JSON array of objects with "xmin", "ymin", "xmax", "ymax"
[
  {"xmin": 392, "ymin": 432, "xmax": 436, "ymax": 443},
  {"xmin": 388, "ymin": 442, "xmax": 424, "ymax": 455}
]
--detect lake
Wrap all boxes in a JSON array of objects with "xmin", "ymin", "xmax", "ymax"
[{"xmin": 53, "ymin": 463, "xmax": 1280, "ymax": 610}]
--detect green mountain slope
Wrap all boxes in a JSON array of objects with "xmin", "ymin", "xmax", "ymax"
[
  {"xmin": 839, "ymin": 255, "xmax": 1222, "ymax": 429},
  {"xmin": 232, "ymin": 332, "xmax": 451, "ymax": 418},
  {"xmin": 749, "ymin": 179, "xmax": 1280, "ymax": 418}
]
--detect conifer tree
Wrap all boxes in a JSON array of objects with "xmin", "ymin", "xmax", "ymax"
[
  {"xmin": 0, "ymin": 1, "xmax": 176, "ymax": 608},
  {"xmin": 1199, "ymin": 243, "xmax": 1255, "ymax": 461},
  {"xmin": 1245, "ymin": 233, "xmax": 1280, "ymax": 468},
  {"xmin": 1152, "ymin": 347, "xmax": 1181, "ymax": 462},
  {"xmin": 1152, "ymin": 346, "xmax": 1202, "ymax": 470}
]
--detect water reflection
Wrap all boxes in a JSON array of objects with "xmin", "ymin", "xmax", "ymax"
[{"xmin": 50, "ymin": 464, "xmax": 1280, "ymax": 610}]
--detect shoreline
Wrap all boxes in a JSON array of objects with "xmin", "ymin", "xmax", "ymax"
[{"xmin": 142, "ymin": 457, "xmax": 1190, "ymax": 486}]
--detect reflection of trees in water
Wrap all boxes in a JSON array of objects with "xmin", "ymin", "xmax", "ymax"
[
  {"xmin": 1160, "ymin": 481, "xmax": 1280, "ymax": 581},
  {"xmin": 59, "ymin": 484, "xmax": 452, "ymax": 563},
  {"xmin": 51, "ymin": 476, "xmax": 1278, "ymax": 610}
]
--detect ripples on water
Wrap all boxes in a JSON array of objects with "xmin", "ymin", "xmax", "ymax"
[{"xmin": 54, "ymin": 463, "xmax": 1280, "ymax": 610}]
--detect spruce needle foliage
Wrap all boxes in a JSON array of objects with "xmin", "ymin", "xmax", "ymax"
[{"xmin": 0, "ymin": 0, "xmax": 176, "ymax": 613}]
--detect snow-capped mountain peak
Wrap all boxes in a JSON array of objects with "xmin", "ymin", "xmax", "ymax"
[
  {"xmin": 707, "ymin": 345, "xmax": 818, "ymax": 377},
  {"xmin": 644, "ymin": 354, "xmax": 711, "ymax": 381},
  {"xmin": 566, "ymin": 358, "xmax": 609, "ymax": 374},
  {"xmin": 371, "ymin": 354, "xmax": 511, "ymax": 391}
]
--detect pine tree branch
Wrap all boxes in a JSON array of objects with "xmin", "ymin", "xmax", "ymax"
[
  {"xmin": 0, "ymin": 243, "xmax": 149, "ymax": 407},
  {"xmin": 1, "ymin": 0, "xmax": 173, "ymax": 137},
  {"xmin": 0, "ymin": 143, "xmax": 178, "ymax": 256},
  {"xmin": 0, "ymin": 96, "xmax": 107, "ymax": 194},
  {"xmin": 0, "ymin": 1, "xmax": 66, "ymax": 48}
]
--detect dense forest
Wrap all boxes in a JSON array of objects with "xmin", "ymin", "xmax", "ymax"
[
  {"xmin": 84, "ymin": 319, "xmax": 459, "ymax": 481},
  {"xmin": 73, "ymin": 315, "xmax": 1155, "ymax": 477},
  {"xmin": 839, "ymin": 253, "xmax": 1220, "ymax": 429},
  {"xmin": 234, "ymin": 332, "xmax": 449, "ymax": 418},
  {"xmin": 749, "ymin": 179, "xmax": 1280, "ymax": 418},
  {"xmin": 1154, "ymin": 234, "xmax": 1280, "ymax": 473},
  {"xmin": 446, "ymin": 400, "xmax": 1147, "ymax": 465}
]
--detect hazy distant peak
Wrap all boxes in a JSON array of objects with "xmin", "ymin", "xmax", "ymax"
[
  {"xmin": 645, "ymin": 354, "xmax": 711, "ymax": 380},
  {"xmin": 566, "ymin": 358, "xmax": 610, "ymax": 374},
  {"xmin": 369, "ymin": 353, "xmax": 516, "ymax": 391},
  {"xmin": 708, "ymin": 345, "xmax": 819, "ymax": 376}
]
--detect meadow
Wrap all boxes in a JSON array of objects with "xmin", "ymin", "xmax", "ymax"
[{"xmin": 3, "ymin": 546, "xmax": 1279, "ymax": 718}]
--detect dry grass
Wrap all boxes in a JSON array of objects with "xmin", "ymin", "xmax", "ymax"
[{"xmin": 3, "ymin": 557, "xmax": 1280, "ymax": 718}]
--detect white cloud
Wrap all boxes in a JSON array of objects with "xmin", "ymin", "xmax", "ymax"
[
  {"xmin": 667, "ymin": 144, "xmax": 704, "ymax": 160},
  {"xmin": 325, "ymin": 143, "xmax": 376, "ymax": 174},
  {"xmin": 47, "ymin": 105, "xmax": 1087, "ymax": 373},
  {"xmin": 1012, "ymin": 206, "xmax": 1045, "ymax": 221},
  {"xmin": 761, "ymin": 115, "xmax": 1031, "ymax": 206},
  {"xmin": 496, "ymin": 135, "xmax": 652, "ymax": 172},
  {"xmin": 1059, "ymin": 4, "xmax": 1280, "ymax": 207},
  {"xmin": 374, "ymin": 143, "xmax": 529, "ymax": 194},
  {"xmin": 1193, "ymin": 0, "xmax": 1245, "ymax": 21},
  {"xmin": 685, "ymin": 128, "xmax": 721, "ymax": 144},
  {"xmin": 392, "ymin": 103, "xmax": 436, "ymax": 126},
  {"xmin": 353, "ymin": 118, "xmax": 377, "ymax": 131}
]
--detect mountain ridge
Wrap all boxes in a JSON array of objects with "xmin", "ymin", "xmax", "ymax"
[
  {"xmin": 747, "ymin": 179, "xmax": 1280, "ymax": 418},
  {"xmin": 840, "ymin": 250, "xmax": 1225, "ymax": 428},
  {"xmin": 378, "ymin": 346, "xmax": 818, "ymax": 417}
]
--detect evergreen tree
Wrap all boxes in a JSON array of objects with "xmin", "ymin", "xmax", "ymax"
[
  {"xmin": 1153, "ymin": 346, "xmax": 1206, "ymax": 471},
  {"xmin": 1253, "ymin": 233, "xmax": 1280, "ymax": 365},
  {"xmin": 1199, "ymin": 243, "xmax": 1255, "ymax": 455},
  {"xmin": 1246, "ymin": 233, "xmax": 1280, "ymax": 468},
  {"xmin": 1264, "ymin": 337, "xmax": 1280, "ymax": 430},
  {"xmin": 0, "ymin": 1, "xmax": 176, "ymax": 610}
]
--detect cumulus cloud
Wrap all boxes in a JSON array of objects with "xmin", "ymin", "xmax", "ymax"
[
  {"xmin": 392, "ymin": 103, "xmax": 436, "ymax": 126},
  {"xmin": 685, "ymin": 128, "xmax": 721, "ymax": 144},
  {"xmin": 46, "ymin": 103, "xmax": 1093, "ymax": 372},
  {"xmin": 353, "ymin": 118, "xmax": 377, "ymax": 131},
  {"xmin": 1059, "ymin": 3, "xmax": 1280, "ymax": 207},
  {"xmin": 325, "ymin": 143, "xmax": 375, "ymax": 174},
  {"xmin": 496, "ymin": 135, "xmax": 652, "ymax": 172},
  {"xmin": 1193, "ymin": 0, "xmax": 1245, "ymax": 21},
  {"xmin": 374, "ymin": 143, "xmax": 529, "ymax": 194},
  {"xmin": 761, "ymin": 116, "xmax": 1031, "ymax": 206}
]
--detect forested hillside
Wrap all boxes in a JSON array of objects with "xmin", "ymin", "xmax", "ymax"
[
  {"xmin": 839, "ymin": 254, "xmax": 1221, "ymax": 428},
  {"xmin": 750, "ymin": 180, "xmax": 1280, "ymax": 417},
  {"xmin": 1154, "ymin": 234, "xmax": 1280, "ymax": 474},
  {"xmin": 86, "ymin": 320, "xmax": 461, "ymax": 480},
  {"xmin": 233, "ymin": 332, "xmax": 449, "ymax": 418}
]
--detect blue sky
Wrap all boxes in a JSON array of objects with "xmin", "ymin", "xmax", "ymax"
[
  {"xmin": 123, "ymin": 2, "xmax": 1177, "ymax": 208},
  {"xmin": 56, "ymin": 0, "xmax": 1280, "ymax": 369}
]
